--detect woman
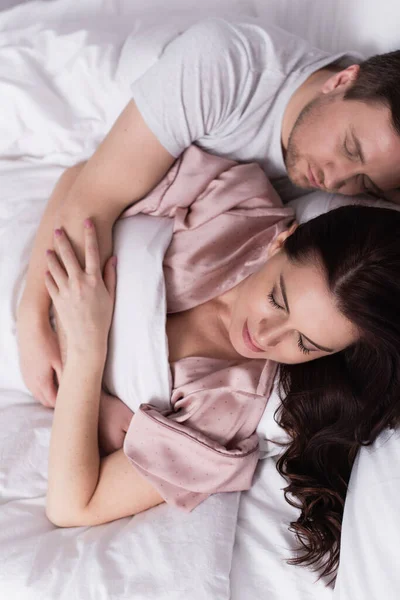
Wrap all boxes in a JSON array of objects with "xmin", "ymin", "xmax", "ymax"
[{"xmin": 40, "ymin": 148, "xmax": 400, "ymax": 580}]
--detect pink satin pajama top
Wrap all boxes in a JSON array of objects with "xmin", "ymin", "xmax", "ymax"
[{"xmin": 120, "ymin": 146, "xmax": 294, "ymax": 511}]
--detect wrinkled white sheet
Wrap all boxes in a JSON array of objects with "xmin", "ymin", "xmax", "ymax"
[
  {"xmin": 0, "ymin": 161, "xmax": 239, "ymax": 599},
  {"xmin": 0, "ymin": 3, "xmax": 245, "ymax": 598},
  {"xmin": 1, "ymin": 1, "xmax": 400, "ymax": 599}
]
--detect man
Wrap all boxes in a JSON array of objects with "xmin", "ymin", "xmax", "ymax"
[{"xmin": 16, "ymin": 17, "xmax": 400, "ymax": 406}]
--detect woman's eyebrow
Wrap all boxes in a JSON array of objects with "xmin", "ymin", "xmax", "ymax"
[
  {"xmin": 279, "ymin": 274, "xmax": 290, "ymax": 312},
  {"xmin": 280, "ymin": 274, "xmax": 334, "ymax": 353},
  {"xmin": 301, "ymin": 333, "xmax": 334, "ymax": 353}
]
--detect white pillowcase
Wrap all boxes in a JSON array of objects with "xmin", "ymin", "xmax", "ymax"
[{"xmin": 289, "ymin": 190, "xmax": 400, "ymax": 223}]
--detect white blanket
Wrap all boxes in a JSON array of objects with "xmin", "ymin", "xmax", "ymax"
[
  {"xmin": 104, "ymin": 215, "xmax": 174, "ymax": 413},
  {"xmin": 0, "ymin": 164, "xmax": 240, "ymax": 599},
  {"xmin": 0, "ymin": 4, "xmax": 245, "ymax": 599},
  {"xmin": 1, "ymin": 1, "xmax": 400, "ymax": 599}
]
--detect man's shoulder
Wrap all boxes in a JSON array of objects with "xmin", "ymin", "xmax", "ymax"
[{"xmin": 180, "ymin": 16, "xmax": 333, "ymax": 74}]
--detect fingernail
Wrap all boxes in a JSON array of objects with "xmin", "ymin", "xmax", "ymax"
[
  {"xmin": 54, "ymin": 229, "xmax": 62, "ymax": 237},
  {"xmin": 84, "ymin": 219, "xmax": 93, "ymax": 229}
]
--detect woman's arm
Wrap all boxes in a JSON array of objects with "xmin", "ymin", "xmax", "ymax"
[
  {"xmin": 45, "ymin": 220, "xmax": 163, "ymax": 526},
  {"xmin": 47, "ymin": 348, "xmax": 163, "ymax": 527},
  {"xmin": 54, "ymin": 310, "xmax": 134, "ymax": 459}
]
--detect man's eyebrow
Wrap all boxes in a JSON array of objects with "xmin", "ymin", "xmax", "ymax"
[{"xmin": 280, "ymin": 274, "xmax": 334, "ymax": 353}]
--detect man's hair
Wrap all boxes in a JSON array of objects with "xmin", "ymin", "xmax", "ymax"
[{"xmin": 344, "ymin": 50, "xmax": 400, "ymax": 135}]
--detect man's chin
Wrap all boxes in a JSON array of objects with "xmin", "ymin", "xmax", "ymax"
[{"xmin": 286, "ymin": 169, "xmax": 313, "ymax": 191}]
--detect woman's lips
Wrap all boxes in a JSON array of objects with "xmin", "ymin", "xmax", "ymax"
[{"xmin": 242, "ymin": 321, "xmax": 264, "ymax": 353}]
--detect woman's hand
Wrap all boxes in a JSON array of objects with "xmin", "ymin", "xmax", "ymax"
[{"xmin": 44, "ymin": 220, "xmax": 117, "ymax": 359}]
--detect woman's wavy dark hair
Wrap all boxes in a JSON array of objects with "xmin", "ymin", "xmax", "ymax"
[{"xmin": 276, "ymin": 204, "xmax": 400, "ymax": 580}]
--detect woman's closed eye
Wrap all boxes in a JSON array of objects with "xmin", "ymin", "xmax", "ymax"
[
  {"xmin": 267, "ymin": 290, "xmax": 283, "ymax": 310},
  {"xmin": 267, "ymin": 289, "xmax": 313, "ymax": 355},
  {"xmin": 297, "ymin": 336, "xmax": 310, "ymax": 355}
]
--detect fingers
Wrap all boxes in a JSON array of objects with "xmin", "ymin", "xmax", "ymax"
[
  {"xmin": 53, "ymin": 228, "xmax": 82, "ymax": 279},
  {"xmin": 84, "ymin": 219, "xmax": 101, "ymax": 276},
  {"xmin": 44, "ymin": 268, "xmax": 59, "ymax": 300},
  {"xmin": 45, "ymin": 250, "xmax": 67, "ymax": 290},
  {"xmin": 47, "ymin": 220, "xmax": 101, "ymax": 280}
]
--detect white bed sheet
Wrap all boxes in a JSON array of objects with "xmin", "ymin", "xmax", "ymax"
[
  {"xmin": 1, "ymin": 1, "xmax": 400, "ymax": 599},
  {"xmin": 0, "ymin": 393, "xmax": 239, "ymax": 600},
  {"xmin": 0, "ymin": 4, "xmax": 246, "ymax": 599},
  {"xmin": 0, "ymin": 157, "xmax": 240, "ymax": 599}
]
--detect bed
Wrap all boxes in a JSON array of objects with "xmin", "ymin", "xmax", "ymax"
[{"xmin": 0, "ymin": 1, "xmax": 399, "ymax": 599}]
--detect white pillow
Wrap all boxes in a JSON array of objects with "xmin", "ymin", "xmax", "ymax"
[{"xmin": 289, "ymin": 190, "xmax": 400, "ymax": 224}]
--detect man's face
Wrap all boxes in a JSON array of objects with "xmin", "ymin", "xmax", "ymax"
[{"xmin": 285, "ymin": 92, "xmax": 400, "ymax": 196}]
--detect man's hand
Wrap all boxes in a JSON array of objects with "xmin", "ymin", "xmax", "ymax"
[{"xmin": 17, "ymin": 313, "xmax": 63, "ymax": 407}]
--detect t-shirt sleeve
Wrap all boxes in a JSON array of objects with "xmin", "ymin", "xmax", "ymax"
[{"xmin": 130, "ymin": 18, "xmax": 252, "ymax": 157}]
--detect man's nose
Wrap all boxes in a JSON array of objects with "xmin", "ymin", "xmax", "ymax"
[{"xmin": 323, "ymin": 161, "xmax": 358, "ymax": 191}]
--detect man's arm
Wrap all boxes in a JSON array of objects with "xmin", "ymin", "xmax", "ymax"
[
  {"xmin": 18, "ymin": 163, "xmax": 86, "ymax": 322},
  {"xmin": 20, "ymin": 100, "xmax": 175, "ymax": 317},
  {"xmin": 54, "ymin": 100, "xmax": 175, "ymax": 267},
  {"xmin": 17, "ymin": 163, "xmax": 86, "ymax": 406},
  {"xmin": 17, "ymin": 100, "xmax": 175, "ymax": 405}
]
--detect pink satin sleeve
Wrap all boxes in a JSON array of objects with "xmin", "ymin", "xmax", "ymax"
[
  {"xmin": 123, "ymin": 404, "xmax": 260, "ymax": 511},
  {"xmin": 123, "ymin": 359, "xmax": 277, "ymax": 511}
]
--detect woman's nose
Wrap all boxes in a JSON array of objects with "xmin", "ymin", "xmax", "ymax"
[{"xmin": 256, "ymin": 322, "xmax": 285, "ymax": 349}]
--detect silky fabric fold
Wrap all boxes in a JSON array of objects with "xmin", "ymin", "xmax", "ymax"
[{"xmin": 105, "ymin": 146, "xmax": 294, "ymax": 511}]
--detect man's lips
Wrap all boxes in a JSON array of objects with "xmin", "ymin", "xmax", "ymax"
[
  {"xmin": 242, "ymin": 321, "xmax": 264, "ymax": 353},
  {"xmin": 308, "ymin": 165, "xmax": 321, "ymax": 188}
]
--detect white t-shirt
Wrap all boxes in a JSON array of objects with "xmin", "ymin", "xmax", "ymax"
[{"xmin": 130, "ymin": 17, "xmax": 360, "ymax": 200}]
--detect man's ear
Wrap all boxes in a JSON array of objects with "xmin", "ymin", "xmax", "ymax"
[
  {"xmin": 267, "ymin": 221, "xmax": 298, "ymax": 258},
  {"xmin": 321, "ymin": 64, "xmax": 360, "ymax": 94}
]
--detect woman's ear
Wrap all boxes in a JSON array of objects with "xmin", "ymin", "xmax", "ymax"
[
  {"xmin": 321, "ymin": 64, "xmax": 360, "ymax": 94},
  {"xmin": 267, "ymin": 221, "xmax": 298, "ymax": 258}
]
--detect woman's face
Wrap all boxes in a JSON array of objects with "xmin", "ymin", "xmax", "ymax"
[{"xmin": 227, "ymin": 230, "xmax": 359, "ymax": 364}]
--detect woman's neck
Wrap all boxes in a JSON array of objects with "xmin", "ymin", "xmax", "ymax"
[{"xmin": 166, "ymin": 293, "xmax": 242, "ymax": 363}]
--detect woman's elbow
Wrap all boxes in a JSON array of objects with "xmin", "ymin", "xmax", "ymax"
[{"xmin": 46, "ymin": 504, "xmax": 85, "ymax": 528}]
